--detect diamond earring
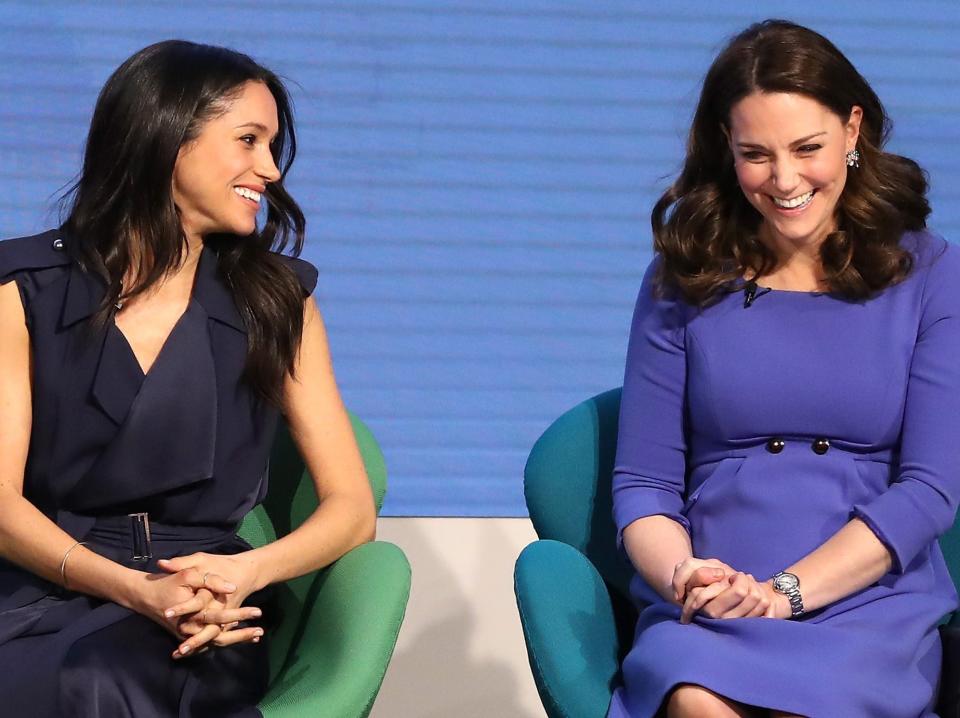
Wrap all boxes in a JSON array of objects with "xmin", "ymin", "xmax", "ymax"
[{"xmin": 845, "ymin": 148, "xmax": 861, "ymax": 168}]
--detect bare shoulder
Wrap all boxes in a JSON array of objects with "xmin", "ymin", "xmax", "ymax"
[{"xmin": 0, "ymin": 279, "xmax": 27, "ymax": 337}]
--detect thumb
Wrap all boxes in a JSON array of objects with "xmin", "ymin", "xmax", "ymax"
[{"xmin": 157, "ymin": 557, "xmax": 189, "ymax": 573}]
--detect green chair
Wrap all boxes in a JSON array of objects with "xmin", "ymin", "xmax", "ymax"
[
  {"xmin": 514, "ymin": 388, "xmax": 960, "ymax": 717},
  {"xmin": 238, "ymin": 413, "xmax": 411, "ymax": 718}
]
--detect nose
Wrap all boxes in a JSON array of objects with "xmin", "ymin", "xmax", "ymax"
[
  {"xmin": 770, "ymin": 155, "xmax": 801, "ymax": 195},
  {"xmin": 257, "ymin": 148, "xmax": 281, "ymax": 184}
]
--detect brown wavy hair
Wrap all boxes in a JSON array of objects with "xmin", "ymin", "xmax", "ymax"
[
  {"xmin": 652, "ymin": 19, "xmax": 930, "ymax": 305},
  {"xmin": 61, "ymin": 40, "xmax": 306, "ymax": 407}
]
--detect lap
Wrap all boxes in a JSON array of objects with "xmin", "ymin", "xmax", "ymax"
[{"xmin": 0, "ymin": 602, "xmax": 268, "ymax": 717}]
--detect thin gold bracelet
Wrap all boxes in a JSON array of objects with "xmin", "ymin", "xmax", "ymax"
[{"xmin": 59, "ymin": 541, "xmax": 88, "ymax": 590}]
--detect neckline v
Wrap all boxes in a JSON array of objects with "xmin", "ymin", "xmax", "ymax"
[{"xmin": 112, "ymin": 300, "xmax": 194, "ymax": 378}]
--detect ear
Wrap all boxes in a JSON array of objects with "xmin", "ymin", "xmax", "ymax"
[{"xmin": 845, "ymin": 106, "xmax": 863, "ymax": 153}]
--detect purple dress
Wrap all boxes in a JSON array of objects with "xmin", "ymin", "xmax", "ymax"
[
  {"xmin": 0, "ymin": 230, "xmax": 317, "ymax": 717},
  {"xmin": 608, "ymin": 230, "xmax": 960, "ymax": 717}
]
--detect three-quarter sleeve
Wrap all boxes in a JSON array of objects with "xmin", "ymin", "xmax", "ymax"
[
  {"xmin": 612, "ymin": 255, "xmax": 690, "ymax": 549},
  {"xmin": 853, "ymin": 240, "xmax": 960, "ymax": 574}
]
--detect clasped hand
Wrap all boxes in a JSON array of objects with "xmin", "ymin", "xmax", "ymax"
[
  {"xmin": 136, "ymin": 552, "xmax": 264, "ymax": 659},
  {"xmin": 670, "ymin": 557, "xmax": 792, "ymax": 623}
]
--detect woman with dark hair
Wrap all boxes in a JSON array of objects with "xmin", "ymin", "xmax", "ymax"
[
  {"xmin": 611, "ymin": 20, "xmax": 959, "ymax": 717},
  {"xmin": 0, "ymin": 41, "xmax": 375, "ymax": 715}
]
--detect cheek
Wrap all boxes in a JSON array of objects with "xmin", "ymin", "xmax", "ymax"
[
  {"xmin": 808, "ymin": 156, "xmax": 847, "ymax": 191},
  {"xmin": 734, "ymin": 163, "xmax": 769, "ymax": 195}
]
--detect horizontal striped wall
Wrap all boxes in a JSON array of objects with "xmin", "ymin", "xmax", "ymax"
[{"xmin": 1, "ymin": 1, "xmax": 957, "ymax": 515}]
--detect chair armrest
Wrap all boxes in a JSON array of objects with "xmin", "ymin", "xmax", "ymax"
[
  {"xmin": 514, "ymin": 539, "xmax": 620, "ymax": 718},
  {"xmin": 260, "ymin": 541, "xmax": 412, "ymax": 718}
]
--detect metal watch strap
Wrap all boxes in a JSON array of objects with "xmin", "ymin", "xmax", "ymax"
[{"xmin": 772, "ymin": 571, "xmax": 805, "ymax": 618}]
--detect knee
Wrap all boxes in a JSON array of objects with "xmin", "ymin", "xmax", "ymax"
[{"xmin": 666, "ymin": 684, "xmax": 736, "ymax": 718}]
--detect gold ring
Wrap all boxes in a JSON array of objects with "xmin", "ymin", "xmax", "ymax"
[{"xmin": 201, "ymin": 572, "xmax": 210, "ymax": 585}]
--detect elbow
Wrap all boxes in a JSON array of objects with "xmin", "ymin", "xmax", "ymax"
[{"xmin": 354, "ymin": 498, "xmax": 377, "ymax": 546}]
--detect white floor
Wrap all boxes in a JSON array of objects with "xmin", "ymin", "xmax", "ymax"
[{"xmin": 370, "ymin": 517, "xmax": 546, "ymax": 718}]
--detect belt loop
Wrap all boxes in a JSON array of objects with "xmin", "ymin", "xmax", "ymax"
[{"xmin": 128, "ymin": 512, "xmax": 153, "ymax": 561}]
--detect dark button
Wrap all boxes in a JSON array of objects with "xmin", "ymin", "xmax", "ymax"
[
  {"xmin": 52, "ymin": 237, "xmax": 64, "ymax": 251},
  {"xmin": 765, "ymin": 437, "xmax": 785, "ymax": 454},
  {"xmin": 812, "ymin": 437, "xmax": 830, "ymax": 455}
]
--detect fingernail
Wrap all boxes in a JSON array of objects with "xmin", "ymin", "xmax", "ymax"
[
  {"xmin": 225, "ymin": 582, "xmax": 237, "ymax": 591},
  {"xmin": 164, "ymin": 609, "xmax": 175, "ymax": 618},
  {"xmin": 254, "ymin": 628, "xmax": 264, "ymax": 636},
  {"xmin": 712, "ymin": 569, "xmax": 724, "ymax": 577},
  {"xmin": 180, "ymin": 645, "xmax": 191, "ymax": 655},
  {"xmin": 251, "ymin": 609, "xmax": 262, "ymax": 617},
  {"xmin": 252, "ymin": 637, "xmax": 260, "ymax": 643}
]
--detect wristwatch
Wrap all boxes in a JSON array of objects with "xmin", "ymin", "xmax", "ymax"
[{"xmin": 771, "ymin": 571, "xmax": 805, "ymax": 618}]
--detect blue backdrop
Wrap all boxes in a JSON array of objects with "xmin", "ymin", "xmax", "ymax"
[{"xmin": 1, "ymin": 1, "xmax": 957, "ymax": 516}]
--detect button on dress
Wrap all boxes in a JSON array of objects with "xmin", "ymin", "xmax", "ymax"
[
  {"xmin": 609, "ymin": 231, "xmax": 960, "ymax": 717},
  {"xmin": 0, "ymin": 229, "xmax": 318, "ymax": 717}
]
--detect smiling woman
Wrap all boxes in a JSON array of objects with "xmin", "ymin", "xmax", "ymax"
[
  {"xmin": 610, "ymin": 19, "xmax": 959, "ymax": 718},
  {"xmin": 0, "ymin": 41, "xmax": 375, "ymax": 717}
]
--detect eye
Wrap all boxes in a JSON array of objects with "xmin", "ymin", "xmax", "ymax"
[
  {"xmin": 741, "ymin": 150, "xmax": 766, "ymax": 162},
  {"xmin": 239, "ymin": 134, "xmax": 257, "ymax": 146},
  {"xmin": 797, "ymin": 144, "xmax": 822, "ymax": 154}
]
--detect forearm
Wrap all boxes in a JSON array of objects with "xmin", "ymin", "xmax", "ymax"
[
  {"xmin": 246, "ymin": 492, "xmax": 376, "ymax": 591},
  {"xmin": 776, "ymin": 517, "xmax": 893, "ymax": 613},
  {"xmin": 622, "ymin": 515, "xmax": 693, "ymax": 602},
  {"xmin": 0, "ymin": 490, "xmax": 141, "ymax": 607}
]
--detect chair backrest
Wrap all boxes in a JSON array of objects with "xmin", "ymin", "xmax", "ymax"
[
  {"xmin": 524, "ymin": 388, "xmax": 634, "ymax": 600},
  {"xmin": 526, "ymin": 388, "xmax": 960, "ymax": 604}
]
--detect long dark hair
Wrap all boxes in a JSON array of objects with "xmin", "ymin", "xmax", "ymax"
[
  {"xmin": 652, "ymin": 20, "xmax": 929, "ymax": 305},
  {"xmin": 61, "ymin": 40, "xmax": 307, "ymax": 406}
]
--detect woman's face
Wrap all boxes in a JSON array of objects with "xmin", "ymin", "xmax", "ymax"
[
  {"xmin": 726, "ymin": 91, "xmax": 862, "ymax": 253},
  {"xmin": 172, "ymin": 80, "xmax": 282, "ymax": 241}
]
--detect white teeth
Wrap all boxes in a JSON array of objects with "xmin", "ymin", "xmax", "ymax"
[
  {"xmin": 234, "ymin": 186, "xmax": 261, "ymax": 203},
  {"xmin": 771, "ymin": 190, "xmax": 814, "ymax": 209}
]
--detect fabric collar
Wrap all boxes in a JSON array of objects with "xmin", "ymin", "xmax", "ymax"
[{"xmin": 60, "ymin": 239, "xmax": 245, "ymax": 333}]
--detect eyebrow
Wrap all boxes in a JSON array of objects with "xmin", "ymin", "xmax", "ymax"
[
  {"xmin": 234, "ymin": 122, "xmax": 279, "ymax": 140},
  {"xmin": 736, "ymin": 132, "xmax": 827, "ymax": 150}
]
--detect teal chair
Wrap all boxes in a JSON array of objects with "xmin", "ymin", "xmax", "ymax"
[
  {"xmin": 238, "ymin": 414, "xmax": 411, "ymax": 717},
  {"xmin": 514, "ymin": 388, "xmax": 960, "ymax": 717}
]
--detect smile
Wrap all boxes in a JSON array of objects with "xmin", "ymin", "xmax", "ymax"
[
  {"xmin": 234, "ymin": 186, "xmax": 262, "ymax": 205},
  {"xmin": 770, "ymin": 189, "xmax": 816, "ymax": 211}
]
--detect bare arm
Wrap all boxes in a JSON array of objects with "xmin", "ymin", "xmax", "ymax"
[
  {"xmin": 244, "ymin": 296, "xmax": 377, "ymax": 588},
  {"xmin": 775, "ymin": 517, "xmax": 892, "ymax": 613},
  {"xmin": 161, "ymin": 296, "xmax": 376, "ymax": 599},
  {"xmin": 622, "ymin": 516, "xmax": 693, "ymax": 603},
  {"xmin": 0, "ymin": 281, "xmax": 151, "ymax": 608},
  {"xmin": 0, "ymin": 280, "xmax": 224, "ymax": 640}
]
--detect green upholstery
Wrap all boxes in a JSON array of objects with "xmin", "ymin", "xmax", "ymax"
[
  {"xmin": 515, "ymin": 388, "xmax": 960, "ymax": 717},
  {"xmin": 238, "ymin": 413, "xmax": 411, "ymax": 718}
]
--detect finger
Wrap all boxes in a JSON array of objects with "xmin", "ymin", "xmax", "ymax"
[
  {"xmin": 177, "ymin": 619, "xmax": 204, "ymax": 636},
  {"xmin": 681, "ymin": 582, "xmax": 727, "ymax": 623},
  {"xmin": 703, "ymin": 573, "xmax": 753, "ymax": 617},
  {"xmin": 673, "ymin": 563, "xmax": 724, "ymax": 601},
  {"xmin": 200, "ymin": 606, "xmax": 263, "ymax": 625},
  {"xmin": 173, "ymin": 623, "xmax": 221, "ymax": 659},
  {"xmin": 745, "ymin": 598, "xmax": 770, "ymax": 618},
  {"xmin": 164, "ymin": 591, "xmax": 210, "ymax": 619},
  {"xmin": 157, "ymin": 556, "xmax": 195, "ymax": 573},
  {"xmin": 200, "ymin": 573, "xmax": 238, "ymax": 595},
  {"xmin": 721, "ymin": 590, "xmax": 762, "ymax": 619},
  {"xmin": 685, "ymin": 566, "xmax": 730, "ymax": 591},
  {"xmin": 212, "ymin": 626, "xmax": 265, "ymax": 647}
]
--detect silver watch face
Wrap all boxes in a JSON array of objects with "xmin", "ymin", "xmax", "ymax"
[{"xmin": 773, "ymin": 572, "xmax": 800, "ymax": 592}]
